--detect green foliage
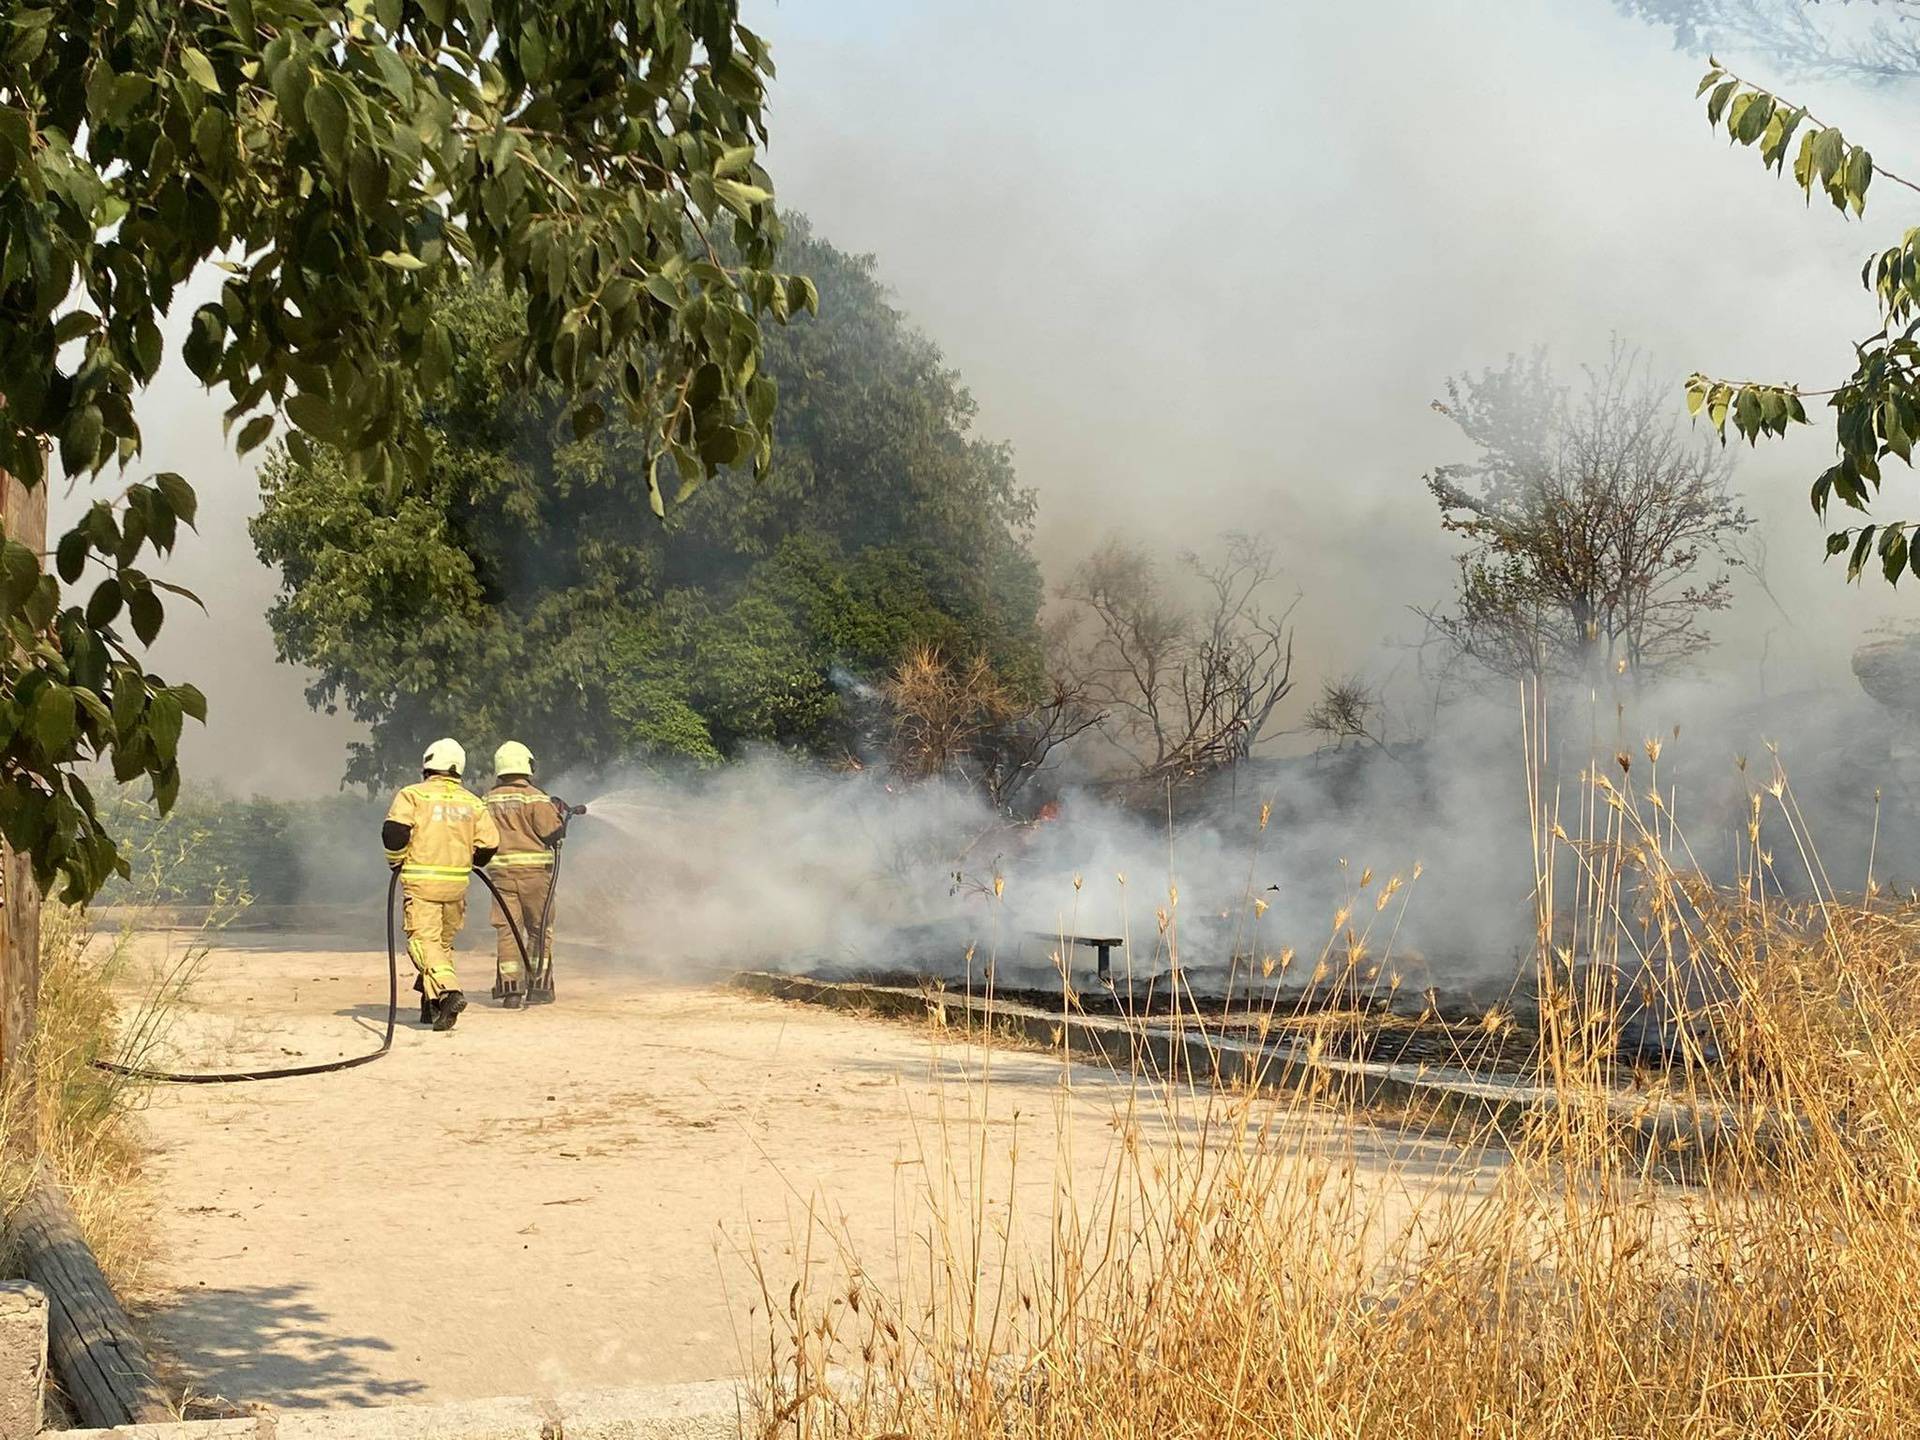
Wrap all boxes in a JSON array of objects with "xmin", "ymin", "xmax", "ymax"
[
  {"xmin": 0, "ymin": 0, "xmax": 797, "ymax": 897},
  {"xmin": 251, "ymin": 220, "xmax": 1045, "ymax": 784},
  {"xmin": 1687, "ymin": 60, "xmax": 1920, "ymax": 583},
  {"xmin": 94, "ymin": 781, "xmax": 386, "ymax": 908}
]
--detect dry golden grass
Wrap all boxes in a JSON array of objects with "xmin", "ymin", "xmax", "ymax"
[
  {"xmin": 0, "ymin": 884, "xmax": 232, "ymax": 1293},
  {"xmin": 885, "ymin": 644, "xmax": 1016, "ymax": 782},
  {"xmin": 750, "ymin": 714, "xmax": 1920, "ymax": 1439}
]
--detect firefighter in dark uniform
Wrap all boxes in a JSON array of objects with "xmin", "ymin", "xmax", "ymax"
[{"xmin": 482, "ymin": 742, "xmax": 567, "ymax": 1007}]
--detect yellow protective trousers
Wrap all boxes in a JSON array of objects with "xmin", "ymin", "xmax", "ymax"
[
  {"xmin": 489, "ymin": 864, "xmax": 552, "ymax": 992},
  {"xmin": 403, "ymin": 893, "xmax": 466, "ymax": 999}
]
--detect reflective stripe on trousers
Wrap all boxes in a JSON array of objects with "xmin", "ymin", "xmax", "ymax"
[
  {"xmin": 403, "ymin": 894, "xmax": 466, "ymax": 999},
  {"xmin": 490, "ymin": 866, "xmax": 552, "ymax": 987}
]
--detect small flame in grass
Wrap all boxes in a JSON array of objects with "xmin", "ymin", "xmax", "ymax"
[{"xmin": 993, "ymin": 875, "xmax": 1005, "ymax": 898}]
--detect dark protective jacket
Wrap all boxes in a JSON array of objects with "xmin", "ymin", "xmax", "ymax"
[{"xmin": 482, "ymin": 776, "xmax": 565, "ymax": 871}]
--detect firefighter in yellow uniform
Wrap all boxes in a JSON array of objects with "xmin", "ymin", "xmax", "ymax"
[
  {"xmin": 383, "ymin": 738, "xmax": 500, "ymax": 1032},
  {"xmin": 483, "ymin": 742, "xmax": 566, "ymax": 1008}
]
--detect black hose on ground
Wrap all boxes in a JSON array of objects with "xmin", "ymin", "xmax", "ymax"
[
  {"xmin": 530, "ymin": 837, "xmax": 565, "ymax": 1003},
  {"xmin": 94, "ymin": 866, "xmax": 533, "ymax": 1085},
  {"xmin": 528, "ymin": 803, "xmax": 584, "ymax": 1003}
]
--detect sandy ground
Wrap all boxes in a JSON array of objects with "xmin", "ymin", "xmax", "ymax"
[{"xmin": 109, "ymin": 926, "xmax": 1463, "ymax": 1413}]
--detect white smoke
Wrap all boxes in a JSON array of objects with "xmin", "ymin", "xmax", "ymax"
[{"xmin": 543, "ymin": 671, "xmax": 1920, "ymax": 1002}]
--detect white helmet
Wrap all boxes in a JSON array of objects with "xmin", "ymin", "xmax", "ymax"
[
  {"xmin": 494, "ymin": 740, "xmax": 534, "ymax": 776},
  {"xmin": 422, "ymin": 738, "xmax": 465, "ymax": 776}
]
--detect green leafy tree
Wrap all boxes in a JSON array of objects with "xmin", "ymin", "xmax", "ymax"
[
  {"xmin": 0, "ymin": 0, "xmax": 801, "ymax": 897},
  {"xmin": 251, "ymin": 220, "xmax": 1045, "ymax": 784},
  {"xmin": 1682, "ymin": 54, "xmax": 1920, "ymax": 584}
]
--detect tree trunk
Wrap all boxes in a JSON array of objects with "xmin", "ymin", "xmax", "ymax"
[
  {"xmin": 0, "ymin": 464, "xmax": 45, "ymax": 1123},
  {"xmin": 11, "ymin": 1178, "xmax": 171, "ymax": 1426}
]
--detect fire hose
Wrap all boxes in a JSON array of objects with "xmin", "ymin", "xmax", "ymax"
[
  {"xmin": 94, "ymin": 865, "xmax": 534, "ymax": 1085},
  {"xmin": 522, "ymin": 802, "xmax": 586, "ymax": 1004}
]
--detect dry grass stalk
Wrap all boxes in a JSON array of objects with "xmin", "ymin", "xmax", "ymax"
[
  {"xmin": 0, "ymin": 844, "xmax": 240, "ymax": 1295},
  {"xmin": 747, "ymin": 699, "xmax": 1920, "ymax": 1439}
]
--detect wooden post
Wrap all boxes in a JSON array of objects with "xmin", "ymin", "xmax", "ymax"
[{"xmin": 0, "ymin": 464, "xmax": 45, "ymax": 1114}]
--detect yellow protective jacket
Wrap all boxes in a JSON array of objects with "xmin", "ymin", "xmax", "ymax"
[
  {"xmin": 483, "ymin": 777, "xmax": 564, "ymax": 871},
  {"xmin": 385, "ymin": 776, "xmax": 501, "ymax": 901}
]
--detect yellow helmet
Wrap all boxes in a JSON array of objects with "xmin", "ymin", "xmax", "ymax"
[
  {"xmin": 494, "ymin": 740, "xmax": 535, "ymax": 777},
  {"xmin": 422, "ymin": 738, "xmax": 465, "ymax": 776}
]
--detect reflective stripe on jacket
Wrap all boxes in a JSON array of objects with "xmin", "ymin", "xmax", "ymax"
[
  {"xmin": 483, "ymin": 778, "xmax": 562, "ymax": 868},
  {"xmin": 387, "ymin": 777, "xmax": 499, "ymax": 901}
]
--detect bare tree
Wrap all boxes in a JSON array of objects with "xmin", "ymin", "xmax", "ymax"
[
  {"xmin": 976, "ymin": 680, "xmax": 1105, "ymax": 809},
  {"xmin": 1058, "ymin": 533, "xmax": 1298, "ymax": 785},
  {"xmin": 1303, "ymin": 675, "xmax": 1384, "ymax": 752},
  {"xmin": 1420, "ymin": 344, "xmax": 1750, "ymax": 689},
  {"xmin": 1616, "ymin": 0, "xmax": 1920, "ymax": 85}
]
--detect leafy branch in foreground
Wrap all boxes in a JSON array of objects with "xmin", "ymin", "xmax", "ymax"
[
  {"xmin": 0, "ymin": 0, "xmax": 805, "ymax": 898},
  {"xmin": 1683, "ymin": 59, "xmax": 1920, "ymax": 585}
]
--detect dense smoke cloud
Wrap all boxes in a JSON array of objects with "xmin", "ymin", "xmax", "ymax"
[{"xmin": 546, "ymin": 669, "xmax": 1918, "ymax": 996}]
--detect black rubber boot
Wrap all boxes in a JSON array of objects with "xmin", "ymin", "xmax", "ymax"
[
  {"xmin": 502, "ymin": 989, "xmax": 525, "ymax": 1010},
  {"xmin": 420, "ymin": 996, "xmax": 436, "ymax": 1026},
  {"xmin": 433, "ymin": 990, "xmax": 468, "ymax": 1032}
]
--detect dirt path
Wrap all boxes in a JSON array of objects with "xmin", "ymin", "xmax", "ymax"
[{"xmin": 113, "ymin": 928, "xmax": 1459, "ymax": 1413}]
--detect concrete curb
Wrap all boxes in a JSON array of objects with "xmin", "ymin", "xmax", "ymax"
[
  {"xmin": 728, "ymin": 970, "xmax": 1776, "ymax": 1171},
  {"xmin": 53, "ymin": 1378, "xmax": 754, "ymax": 1439}
]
